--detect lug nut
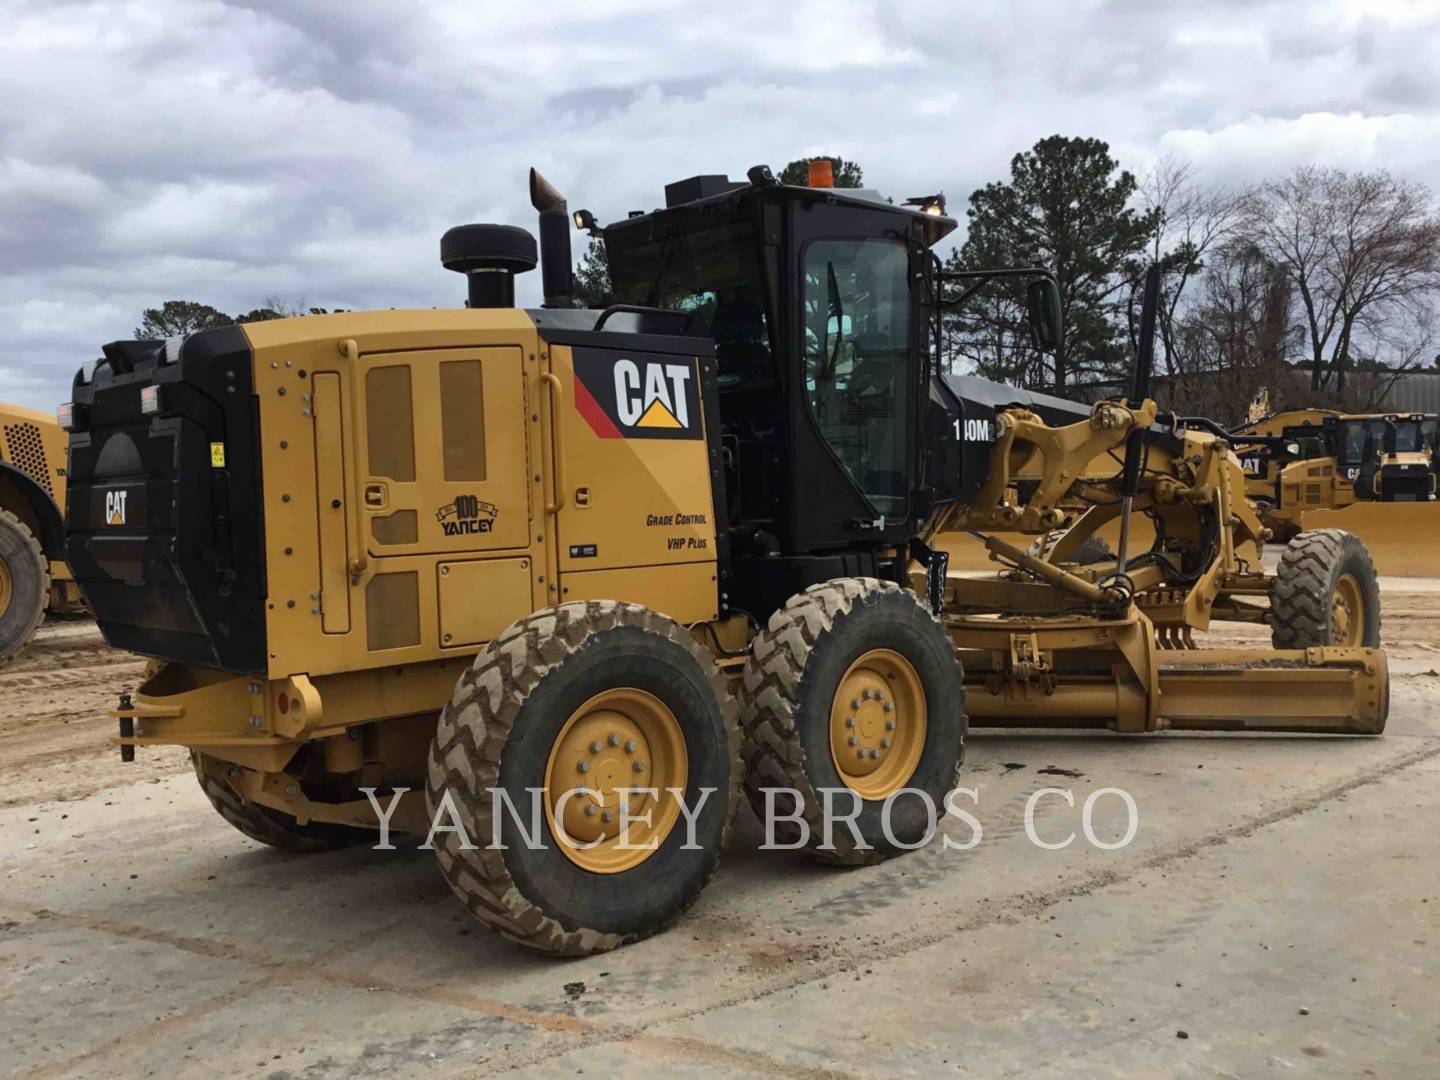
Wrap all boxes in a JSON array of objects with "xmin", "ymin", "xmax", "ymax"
[
  {"xmin": 885, "ymin": 719, "xmax": 896, "ymax": 730},
  {"xmin": 847, "ymin": 735, "xmax": 857, "ymax": 746},
  {"xmin": 845, "ymin": 717, "xmax": 855, "ymax": 728},
  {"xmin": 868, "ymin": 749, "xmax": 879, "ymax": 759},
  {"xmin": 881, "ymin": 738, "xmax": 891, "ymax": 748},
  {"xmin": 883, "ymin": 702, "xmax": 893, "ymax": 713},
  {"xmin": 632, "ymin": 760, "xmax": 645, "ymax": 773},
  {"xmin": 608, "ymin": 733, "xmax": 621, "ymax": 747},
  {"xmin": 851, "ymin": 699, "xmax": 860, "ymax": 710},
  {"xmin": 602, "ymin": 810, "xmax": 614, "ymax": 823},
  {"xmin": 862, "ymin": 688, "xmax": 872, "ymax": 700},
  {"xmin": 590, "ymin": 740, "xmax": 602, "ymax": 753},
  {"xmin": 625, "ymin": 739, "xmax": 637, "ymax": 753},
  {"xmin": 856, "ymin": 748, "xmax": 866, "ymax": 759},
  {"xmin": 875, "ymin": 691, "xmax": 884, "ymax": 702},
  {"xmin": 577, "ymin": 761, "xmax": 590, "ymax": 774},
  {"xmin": 584, "ymin": 804, "xmax": 596, "ymax": 817}
]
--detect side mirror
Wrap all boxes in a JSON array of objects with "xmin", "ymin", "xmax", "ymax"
[{"xmin": 1025, "ymin": 278, "xmax": 1062, "ymax": 352}]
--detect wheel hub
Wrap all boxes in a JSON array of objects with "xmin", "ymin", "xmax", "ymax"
[
  {"xmin": 544, "ymin": 688, "xmax": 686, "ymax": 873},
  {"xmin": 1332, "ymin": 573, "xmax": 1364, "ymax": 646},
  {"xmin": 829, "ymin": 648, "xmax": 926, "ymax": 801},
  {"xmin": 0, "ymin": 555, "xmax": 11, "ymax": 619}
]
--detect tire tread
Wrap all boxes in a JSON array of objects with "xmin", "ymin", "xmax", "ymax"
[
  {"xmin": 0, "ymin": 506, "xmax": 48, "ymax": 665},
  {"xmin": 1270, "ymin": 528, "xmax": 1381, "ymax": 649},
  {"xmin": 425, "ymin": 600, "xmax": 740, "ymax": 956}
]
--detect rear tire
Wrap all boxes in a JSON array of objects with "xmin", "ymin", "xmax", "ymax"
[
  {"xmin": 0, "ymin": 507, "xmax": 48, "ymax": 665},
  {"xmin": 426, "ymin": 601, "xmax": 739, "ymax": 956},
  {"xmin": 738, "ymin": 578, "xmax": 966, "ymax": 866},
  {"xmin": 191, "ymin": 752, "xmax": 371, "ymax": 852},
  {"xmin": 1270, "ymin": 529, "xmax": 1381, "ymax": 649}
]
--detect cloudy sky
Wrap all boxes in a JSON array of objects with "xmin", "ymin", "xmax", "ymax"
[{"xmin": 2, "ymin": 0, "xmax": 1438, "ymax": 411}]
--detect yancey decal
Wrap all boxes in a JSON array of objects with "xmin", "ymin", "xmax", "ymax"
[
  {"xmin": 571, "ymin": 347, "xmax": 703, "ymax": 441},
  {"xmin": 436, "ymin": 494, "xmax": 498, "ymax": 536}
]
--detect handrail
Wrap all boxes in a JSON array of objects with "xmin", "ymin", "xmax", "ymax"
[
  {"xmin": 541, "ymin": 372, "xmax": 566, "ymax": 514},
  {"xmin": 592, "ymin": 304, "xmax": 697, "ymax": 333},
  {"xmin": 336, "ymin": 338, "xmax": 368, "ymax": 577}
]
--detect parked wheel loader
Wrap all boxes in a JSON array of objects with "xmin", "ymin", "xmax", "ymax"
[
  {"xmin": 63, "ymin": 164, "xmax": 1387, "ymax": 956},
  {"xmin": 0, "ymin": 402, "xmax": 81, "ymax": 662}
]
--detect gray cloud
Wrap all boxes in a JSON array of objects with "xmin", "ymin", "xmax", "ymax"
[{"xmin": 2, "ymin": 0, "xmax": 1438, "ymax": 410}]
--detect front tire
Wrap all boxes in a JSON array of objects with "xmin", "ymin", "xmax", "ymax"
[
  {"xmin": 1270, "ymin": 529, "xmax": 1381, "ymax": 649},
  {"xmin": 426, "ymin": 601, "xmax": 739, "ymax": 956},
  {"xmin": 738, "ymin": 578, "xmax": 966, "ymax": 865}
]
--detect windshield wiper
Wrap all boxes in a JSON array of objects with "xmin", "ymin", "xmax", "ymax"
[{"xmin": 644, "ymin": 230, "xmax": 678, "ymax": 308}]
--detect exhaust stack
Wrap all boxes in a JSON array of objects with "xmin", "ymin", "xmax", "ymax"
[{"xmin": 530, "ymin": 168, "xmax": 574, "ymax": 309}]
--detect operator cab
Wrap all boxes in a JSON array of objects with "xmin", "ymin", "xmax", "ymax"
[
  {"xmin": 1333, "ymin": 414, "xmax": 1437, "ymax": 501},
  {"xmin": 603, "ymin": 169, "xmax": 957, "ymax": 616}
]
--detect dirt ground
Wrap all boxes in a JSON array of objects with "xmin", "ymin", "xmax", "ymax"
[{"xmin": 2, "ymin": 588, "xmax": 1438, "ymax": 1078}]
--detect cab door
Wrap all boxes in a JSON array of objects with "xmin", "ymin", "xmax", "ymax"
[{"xmin": 786, "ymin": 200, "xmax": 919, "ymax": 550}]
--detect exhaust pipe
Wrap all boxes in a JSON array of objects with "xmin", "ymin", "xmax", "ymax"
[{"xmin": 529, "ymin": 168, "xmax": 574, "ymax": 309}]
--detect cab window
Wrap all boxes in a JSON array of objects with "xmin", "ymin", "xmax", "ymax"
[{"xmin": 801, "ymin": 238, "xmax": 910, "ymax": 516}]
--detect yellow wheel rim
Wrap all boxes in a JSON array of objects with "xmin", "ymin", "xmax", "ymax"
[
  {"xmin": 543, "ymin": 688, "xmax": 687, "ymax": 874},
  {"xmin": 829, "ymin": 648, "xmax": 926, "ymax": 801},
  {"xmin": 0, "ymin": 555, "xmax": 11, "ymax": 620},
  {"xmin": 1332, "ymin": 573, "xmax": 1365, "ymax": 647}
]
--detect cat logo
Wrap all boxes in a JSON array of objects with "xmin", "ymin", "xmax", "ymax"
[
  {"xmin": 435, "ymin": 494, "xmax": 498, "ymax": 536},
  {"xmin": 571, "ymin": 347, "xmax": 703, "ymax": 441},
  {"xmin": 614, "ymin": 359, "xmax": 690, "ymax": 429},
  {"xmin": 105, "ymin": 489, "xmax": 127, "ymax": 526}
]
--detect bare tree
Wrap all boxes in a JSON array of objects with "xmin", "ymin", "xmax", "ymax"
[
  {"xmin": 1137, "ymin": 156, "xmax": 1242, "ymax": 377},
  {"xmin": 1153, "ymin": 243, "xmax": 1298, "ymax": 421},
  {"xmin": 1240, "ymin": 167, "xmax": 1440, "ymax": 393}
]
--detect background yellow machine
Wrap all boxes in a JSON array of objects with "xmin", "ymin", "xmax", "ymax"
[
  {"xmin": 1230, "ymin": 407, "xmax": 1438, "ymax": 573},
  {"xmin": 62, "ymin": 166, "xmax": 1388, "ymax": 956},
  {"xmin": 0, "ymin": 402, "xmax": 78, "ymax": 662}
]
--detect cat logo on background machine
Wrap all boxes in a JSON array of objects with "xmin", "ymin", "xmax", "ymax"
[{"xmin": 571, "ymin": 348, "xmax": 703, "ymax": 441}]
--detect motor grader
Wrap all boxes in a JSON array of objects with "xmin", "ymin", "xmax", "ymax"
[
  {"xmin": 0, "ymin": 402, "xmax": 80, "ymax": 662},
  {"xmin": 62, "ymin": 164, "xmax": 1387, "ymax": 956}
]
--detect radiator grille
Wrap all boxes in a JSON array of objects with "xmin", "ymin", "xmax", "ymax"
[{"xmin": 3, "ymin": 423, "xmax": 52, "ymax": 496}]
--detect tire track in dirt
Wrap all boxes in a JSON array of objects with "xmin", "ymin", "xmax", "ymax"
[
  {"xmin": 478, "ymin": 735, "xmax": 1440, "ymax": 1076},
  {"xmin": 0, "ymin": 620, "xmax": 167, "ymax": 807}
]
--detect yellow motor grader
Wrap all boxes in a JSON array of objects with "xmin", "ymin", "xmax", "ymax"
[{"xmin": 62, "ymin": 165, "xmax": 1387, "ymax": 956}]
